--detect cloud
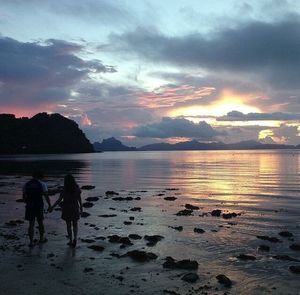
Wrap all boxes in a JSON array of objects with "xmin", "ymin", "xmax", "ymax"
[
  {"xmin": 0, "ymin": 36, "xmax": 115, "ymax": 110},
  {"xmin": 133, "ymin": 117, "xmax": 222, "ymax": 139},
  {"xmin": 110, "ymin": 16, "xmax": 300, "ymax": 89},
  {"xmin": 217, "ymin": 111, "xmax": 300, "ymax": 121}
]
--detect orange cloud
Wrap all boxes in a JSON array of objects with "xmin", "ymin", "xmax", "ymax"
[{"xmin": 138, "ymin": 85, "xmax": 215, "ymax": 108}]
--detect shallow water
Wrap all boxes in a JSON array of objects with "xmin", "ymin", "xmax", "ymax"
[{"xmin": 0, "ymin": 150, "xmax": 300, "ymax": 294}]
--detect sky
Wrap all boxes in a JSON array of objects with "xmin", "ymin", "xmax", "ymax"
[{"xmin": 1, "ymin": 0, "xmax": 300, "ymax": 146}]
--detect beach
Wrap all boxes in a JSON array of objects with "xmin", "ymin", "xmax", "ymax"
[{"xmin": 0, "ymin": 151, "xmax": 300, "ymax": 295}]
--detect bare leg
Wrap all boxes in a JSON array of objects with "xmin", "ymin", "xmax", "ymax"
[
  {"xmin": 37, "ymin": 219, "xmax": 45, "ymax": 242},
  {"xmin": 28, "ymin": 220, "xmax": 35, "ymax": 246},
  {"xmin": 66, "ymin": 221, "xmax": 72, "ymax": 245},
  {"xmin": 72, "ymin": 220, "xmax": 78, "ymax": 244}
]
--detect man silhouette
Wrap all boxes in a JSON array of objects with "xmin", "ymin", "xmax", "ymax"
[{"xmin": 23, "ymin": 171, "xmax": 51, "ymax": 247}]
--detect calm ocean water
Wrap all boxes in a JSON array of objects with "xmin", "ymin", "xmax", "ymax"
[{"xmin": 1, "ymin": 150, "xmax": 300, "ymax": 294}]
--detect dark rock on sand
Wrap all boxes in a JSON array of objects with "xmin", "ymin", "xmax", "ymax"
[
  {"xmin": 176, "ymin": 209, "xmax": 193, "ymax": 216},
  {"xmin": 194, "ymin": 228, "xmax": 205, "ymax": 234},
  {"xmin": 84, "ymin": 267, "xmax": 94, "ymax": 272},
  {"xmin": 124, "ymin": 221, "xmax": 132, "ymax": 225},
  {"xmin": 185, "ymin": 204, "xmax": 199, "ymax": 210},
  {"xmin": 112, "ymin": 196, "xmax": 133, "ymax": 201},
  {"xmin": 85, "ymin": 197, "xmax": 100, "ymax": 202},
  {"xmin": 16, "ymin": 199, "xmax": 25, "ymax": 203},
  {"xmin": 82, "ymin": 202, "xmax": 94, "ymax": 208},
  {"xmin": 222, "ymin": 212, "xmax": 238, "ymax": 219},
  {"xmin": 105, "ymin": 191, "xmax": 119, "ymax": 196},
  {"xmin": 98, "ymin": 214, "xmax": 117, "ymax": 218},
  {"xmin": 290, "ymin": 243, "xmax": 300, "ymax": 251},
  {"xmin": 258, "ymin": 245, "xmax": 270, "ymax": 252},
  {"xmin": 81, "ymin": 238, "xmax": 95, "ymax": 243},
  {"xmin": 256, "ymin": 235, "xmax": 281, "ymax": 243},
  {"xmin": 5, "ymin": 220, "xmax": 24, "ymax": 226},
  {"xmin": 130, "ymin": 207, "xmax": 142, "ymax": 212},
  {"xmin": 289, "ymin": 266, "xmax": 300, "ymax": 274},
  {"xmin": 108, "ymin": 235, "xmax": 133, "ymax": 246},
  {"xmin": 216, "ymin": 274, "xmax": 232, "ymax": 287},
  {"xmin": 129, "ymin": 216, "xmax": 135, "ymax": 220},
  {"xmin": 278, "ymin": 231, "xmax": 293, "ymax": 238},
  {"xmin": 144, "ymin": 235, "xmax": 164, "ymax": 246},
  {"xmin": 81, "ymin": 185, "xmax": 95, "ymax": 190},
  {"xmin": 273, "ymin": 255, "xmax": 300, "ymax": 262},
  {"xmin": 128, "ymin": 234, "xmax": 142, "ymax": 240},
  {"xmin": 181, "ymin": 273, "xmax": 199, "ymax": 283},
  {"xmin": 125, "ymin": 250, "xmax": 158, "ymax": 262},
  {"xmin": 164, "ymin": 197, "xmax": 177, "ymax": 201},
  {"xmin": 236, "ymin": 254, "xmax": 256, "ymax": 261},
  {"xmin": 169, "ymin": 226, "xmax": 183, "ymax": 231},
  {"xmin": 87, "ymin": 245, "xmax": 104, "ymax": 252},
  {"xmin": 81, "ymin": 212, "xmax": 90, "ymax": 218},
  {"xmin": 211, "ymin": 209, "xmax": 222, "ymax": 217},
  {"xmin": 163, "ymin": 256, "xmax": 198, "ymax": 270}
]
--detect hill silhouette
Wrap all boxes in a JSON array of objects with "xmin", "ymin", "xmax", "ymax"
[
  {"xmin": 94, "ymin": 137, "xmax": 137, "ymax": 151},
  {"xmin": 0, "ymin": 113, "xmax": 94, "ymax": 154}
]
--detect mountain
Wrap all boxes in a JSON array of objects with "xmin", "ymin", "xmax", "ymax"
[
  {"xmin": 140, "ymin": 140, "xmax": 296, "ymax": 151},
  {"xmin": 93, "ymin": 137, "xmax": 137, "ymax": 151},
  {"xmin": 0, "ymin": 113, "xmax": 94, "ymax": 154}
]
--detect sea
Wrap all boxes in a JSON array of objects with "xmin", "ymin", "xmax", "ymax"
[{"xmin": 0, "ymin": 150, "xmax": 300, "ymax": 294}]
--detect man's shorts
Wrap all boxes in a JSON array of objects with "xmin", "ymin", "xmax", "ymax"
[{"xmin": 25, "ymin": 204, "xmax": 44, "ymax": 221}]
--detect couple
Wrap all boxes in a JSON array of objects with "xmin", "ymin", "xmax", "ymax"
[{"xmin": 23, "ymin": 171, "xmax": 83, "ymax": 248}]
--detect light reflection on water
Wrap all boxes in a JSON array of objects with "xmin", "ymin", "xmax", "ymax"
[{"xmin": 1, "ymin": 150, "xmax": 300, "ymax": 293}]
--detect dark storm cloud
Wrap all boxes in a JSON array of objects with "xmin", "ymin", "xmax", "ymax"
[
  {"xmin": 133, "ymin": 117, "xmax": 222, "ymax": 139},
  {"xmin": 218, "ymin": 111, "xmax": 300, "ymax": 121},
  {"xmin": 0, "ymin": 37, "xmax": 115, "ymax": 106},
  {"xmin": 110, "ymin": 17, "xmax": 300, "ymax": 89}
]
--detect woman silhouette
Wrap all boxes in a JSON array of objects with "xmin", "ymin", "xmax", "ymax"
[{"xmin": 50, "ymin": 174, "xmax": 83, "ymax": 247}]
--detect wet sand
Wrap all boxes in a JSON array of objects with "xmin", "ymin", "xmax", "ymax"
[{"xmin": 1, "ymin": 174, "xmax": 300, "ymax": 295}]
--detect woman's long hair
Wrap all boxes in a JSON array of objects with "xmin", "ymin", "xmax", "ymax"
[{"xmin": 64, "ymin": 174, "xmax": 78, "ymax": 194}]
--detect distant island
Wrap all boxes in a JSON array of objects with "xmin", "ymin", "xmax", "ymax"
[
  {"xmin": 94, "ymin": 137, "xmax": 299, "ymax": 152},
  {"xmin": 0, "ymin": 113, "xmax": 93, "ymax": 154}
]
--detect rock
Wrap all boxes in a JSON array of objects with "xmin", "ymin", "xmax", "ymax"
[
  {"xmin": 290, "ymin": 243, "xmax": 300, "ymax": 251},
  {"xmin": 163, "ymin": 257, "xmax": 198, "ymax": 270},
  {"xmin": 81, "ymin": 212, "xmax": 90, "ymax": 218},
  {"xmin": 258, "ymin": 245, "xmax": 270, "ymax": 251},
  {"xmin": 98, "ymin": 214, "xmax": 117, "ymax": 218},
  {"xmin": 82, "ymin": 202, "xmax": 94, "ymax": 208},
  {"xmin": 47, "ymin": 253, "xmax": 55, "ymax": 258},
  {"xmin": 16, "ymin": 199, "xmax": 25, "ymax": 203},
  {"xmin": 113, "ymin": 196, "xmax": 134, "ymax": 201},
  {"xmin": 85, "ymin": 197, "xmax": 100, "ymax": 202},
  {"xmin": 278, "ymin": 231, "xmax": 293, "ymax": 238},
  {"xmin": 185, "ymin": 204, "xmax": 199, "ymax": 210},
  {"xmin": 105, "ymin": 191, "xmax": 119, "ymax": 196},
  {"xmin": 169, "ymin": 226, "xmax": 183, "ymax": 231},
  {"xmin": 273, "ymin": 255, "xmax": 299, "ymax": 262},
  {"xmin": 135, "ymin": 197, "xmax": 141, "ymax": 200},
  {"xmin": 194, "ymin": 228, "xmax": 205, "ymax": 234},
  {"xmin": 81, "ymin": 238, "xmax": 95, "ymax": 243},
  {"xmin": 144, "ymin": 235, "xmax": 164, "ymax": 246},
  {"xmin": 125, "ymin": 250, "xmax": 158, "ymax": 262},
  {"xmin": 222, "ymin": 212, "xmax": 238, "ymax": 219},
  {"xmin": 128, "ymin": 234, "xmax": 142, "ymax": 240},
  {"xmin": 81, "ymin": 185, "xmax": 95, "ymax": 190},
  {"xmin": 124, "ymin": 221, "xmax": 132, "ymax": 225},
  {"xmin": 181, "ymin": 273, "xmax": 199, "ymax": 283},
  {"xmin": 5, "ymin": 220, "xmax": 24, "ymax": 226},
  {"xmin": 211, "ymin": 209, "xmax": 222, "ymax": 217},
  {"xmin": 87, "ymin": 245, "xmax": 104, "ymax": 252},
  {"xmin": 108, "ymin": 235, "xmax": 133, "ymax": 245},
  {"xmin": 130, "ymin": 207, "xmax": 142, "ymax": 212},
  {"xmin": 175, "ymin": 209, "xmax": 193, "ymax": 216},
  {"xmin": 84, "ymin": 267, "xmax": 94, "ymax": 272},
  {"xmin": 236, "ymin": 254, "xmax": 256, "ymax": 261},
  {"xmin": 164, "ymin": 197, "xmax": 177, "ymax": 201},
  {"xmin": 289, "ymin": 266, "xmax": 300, "ymax": 274},
  {"xmin": 216, "ymin": 274, "xmax": 232, "ymax": 287},
  {"xmin": 95, "ymin": 236, "xmax": 106, "ymax": 240},
  {"xmin": 129, "ymin": 216, "xmax": 135, "ymax": 220},
  {"xmin": 256, "ymin": 235, "xmax": 281, "ymax": 243},
  {"xmin": 157, "ymin": 193, "xmax": 165, "ymax": 196}
]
